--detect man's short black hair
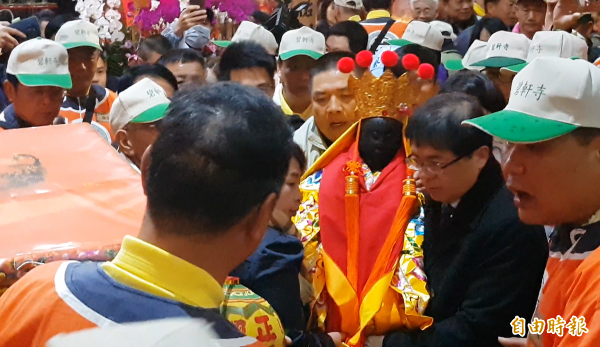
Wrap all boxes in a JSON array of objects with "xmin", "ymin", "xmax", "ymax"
[
  {"xmin": 406, "ymin": 92, "xmax": 492, "ymax": 157},
  {"xmin": 391, "ymin": 44, "xmax": 441, "ymax": 79},
  {"xmin": 157, "ymin": 48, "xmax": 206, "ymax": 68},
  {"xmin": 206, "ymin": 8, "xmax": 215, "ymax": 23},
  {"xmin": 571, "ymin": 127, "xmax": 600, "ymax": 146},
  {"xmin": 218, "ymin": 42, "xmax": 276, "ymax": 81},
  {"xmin": 310, "ymin": 51, "xmax": 356, "ymax": 87},
  {"xmin": 440, "ymin": 70, "xmax": 507, "ymax": 112},
  {"xmin": 36, "ymin": 9, "xmax": 56, "ymax": 22},
  {"xmin": 44, "ymin": 12, "xmax": 79, "ymax": 39},
  {"xmin": 327, "ymin": 21, "xmax": 369, "ymax": 54},
  {"xmin": 6, "ymin": 73, "xmax": 19, "ymax": 89},
  {"xmin": 364, "ymin": 0, "xmax": 393, "ymax": 11},
  {"xmin": 138, "ymin": 35, "xmax": 173, "ymax": 62},
  {"xmin": 117, "ymin": 64, "xmax": 179, "ymax": 94},
  {"xmin": 147, "ymin": 83, "xmax": 294, "ymax": 234},
  {"xmin": 484, "ymin": 0, "xmax": 501, "ymax": 7}
]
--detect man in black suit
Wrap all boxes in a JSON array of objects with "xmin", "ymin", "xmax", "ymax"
[{"xmin": 383, "ymin": 92, "xmax": 548, "ymax": 347}]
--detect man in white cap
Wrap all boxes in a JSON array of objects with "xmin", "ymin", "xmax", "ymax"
[
  {"xmin": 274, "ymin": 27, "xmax": 326, "ymax": 130},
  {"xmin": 55, "ymin": 20, "xmax": 118, "ymax": 141},
  {"xmin": 110, "ymin": 78, "xmax": 171, "ymax": 171},
  {"xmin": 471, "ymin": 31, "xmax": 530, "ymax": 101},
  {"xmin": 213, "ymin": 21, "xmax": 278, "ymax": 55},
  {"xmin": 333, "ymin": 0, "xmax": 364, "ymax": 22},
  {"xmin": 464, "ymin": 57, "xmax": 600, "ymax": 347},
  {"xmin": 0, "ymin": 38, "xmax": 71, "ymax": 130}
]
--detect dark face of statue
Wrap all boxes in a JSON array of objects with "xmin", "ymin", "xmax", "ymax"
[{"xmin": 358, "ymin": 117, "xmax": 404, "ymax": 173}]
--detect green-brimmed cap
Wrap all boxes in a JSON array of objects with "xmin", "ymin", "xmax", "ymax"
[
  {"xmin": 443, "ymin": 40, "xmax": 486, "ymax": 72},
  {"xmin": 6, "ymin": 37, "xmax": 73, "ymax": 89},
  {"xmin": 471, "ymin": 31, "xmax": 529, "ymax": 68},
  {"xmin": 500, "ymin": 31, "xmax": 589, "ymax": 75},
  {"xmin": 55, "ymin": 20, "xmax": 102, "ymax": 51},
  {"xmin": 214, "ymin": 21, "xmax": 278, "ymax": 55},
  {"xmin": 463, "ymin": 57, "xmax": 600, "ymax": 143},
  {"xmin": 109, "ymin": 78, "xmax": 171, "ymax": 133},
  {"xmin": 386, "ymin": 21, "xmax": 443, "ymax": 51},
  {"xmin": 279, "ymin": 27, "xmax": 325, "ymax": 61},
  {"xmin": 213, "ymin": 40, "xmax": 232, "ymax": 48}
]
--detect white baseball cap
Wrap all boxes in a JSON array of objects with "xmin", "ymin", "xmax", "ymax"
[
  {"xmin": 471, "ymin": 31, "xmax": 530, "ymax": 68},
  {"xmin": 7, "ymin": 37, "xmax": 72, "ymax": 89},
  {"xmin": 387, "ymin": 20, "xmax": 444, "ymax": 51},
  {"xmin": 444, "ymin": 40, "xmax": 486, "ymax": 71},
  {"xmin": 214, "ymin": 21, "xmax": 278, "ymax": 55},
  {"xmin": 46, "ymin": 318, "xmax": 220, "ymax": 347},
  {"xmin": 334, "ymin": 0, "xmax": 364, "ymax": 10},
  {"xmin": 109, "ymin": 78, "xmax": 171, "ymax": 133},
  {"xmin": 279, "ymin": 26, "xmax": 326, "ymax": 60},
  {"xmin": 464, "ymin": 57, "xmax": 600, "ymax": 143},
  {"xmin": 501, "ymin": 31, "xmax": 588, "ymax": 74},
  {"xmin": 430, "ymin": 20, "xmax": 457, "ymax": 40},
  {"xmin": 55, "ymin": 20, "xmax": 102, "ymax": 50}
]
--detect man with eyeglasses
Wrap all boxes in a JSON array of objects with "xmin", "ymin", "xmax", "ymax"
[{"xmin": 384, "ymin": 92, "xmax": 548, "ymax": 346}]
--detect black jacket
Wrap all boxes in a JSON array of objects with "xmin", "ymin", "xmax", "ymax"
[
  {"xmin": 230, "ymin": 227, "xmax": 305, "ymax": 332},
  {"xmin": 384, "ymin": 160, "xmax": 548, "ymax": 347},
  {"xmin": 230, "ymin": 227, "xmax": 334, "ymax": 347}
]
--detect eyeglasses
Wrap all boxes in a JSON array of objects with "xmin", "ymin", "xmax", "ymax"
[{"xmin": 405, "ymin": 154, "xmax": 467, "ymax": 174}]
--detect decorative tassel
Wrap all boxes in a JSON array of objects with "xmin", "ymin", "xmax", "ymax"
[
  {"xmin": 361, "ymin": 177, "xmax": 418, "ymax": 300},
  {"xmin": 344, "ymin": 160, "xmax": 362, "ymax": 292}
]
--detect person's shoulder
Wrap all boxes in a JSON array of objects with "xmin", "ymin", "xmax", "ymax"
[
  {"xmin": 293, "ymin": 116, "xmax": 315, "ymax": 143},
  {"xmin": 476, "ymin": 185, "xmax": 546, "ymax": 241},
  {"xmin": 0, "ymin": 261, "xmax": 94, "ymax": 344},
  {"xmin": 262, "ymin": 228, "xmax": 304, "ymax": 256},
  {"xmin": 577, "ymin": 247, "xmax": 600, "ymax": 277}
]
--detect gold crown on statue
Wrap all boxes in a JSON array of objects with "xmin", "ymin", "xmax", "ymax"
[{"xmin": 337, "ymin": 50, "xmax": 437, "ymax": 122}]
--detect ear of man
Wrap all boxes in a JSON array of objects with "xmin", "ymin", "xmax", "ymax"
[
  {"xmin": 3, "ymin": 80, "xmax": 15, "ymax": 103},
  {"xmin": 242, "ymin": 192, "xmax": 279, "ymax": 243}
]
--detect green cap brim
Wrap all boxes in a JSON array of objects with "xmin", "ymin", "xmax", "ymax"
[
  {"xmin": 17, "ymin": 74, "xmax": 72, "ymax": 89},
  {"xmin": 63, "ymin": 41, "xmax": 102, "ymax": 50},
  {"xmin": 131, "ymin": 103, "xmax": 170, "ymax": 124},
  {"xmin": 279, "ymin": 49, "xmax": 323, "ymax": 60},
  {"xmin": 213, "ymin": 40, "xmax": 232, "ymax": 48},
  {"xmin": 502, "ymin": 62, "xmax": 527, "ymax": 74},
  {"xmin": 462, "ymin": 110, "xmax": 579, "ymax": 143},
  {"xmin": 471, "ymin": 57, "xmax": 525, "ymax": 68},
  {"xmin": 385, "ymin": 39, "xmax": 413, "ymax": 47},
  {"xmin": 444, "ymin": 59, "xmax": 465, "ymax": 71}
]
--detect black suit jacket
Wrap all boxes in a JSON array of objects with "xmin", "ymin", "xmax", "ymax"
[{"xmin": 384, "ymin": 160, "xmax": 549, "ymax": 347}]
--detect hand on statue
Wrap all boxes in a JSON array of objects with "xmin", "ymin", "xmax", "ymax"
[
  {"xmin": 414, "ymin": 170, "xmax": 426, "ymax": 194},
  {"xmin": 498, "ymin": 337, "xmax": 528, "ymax": 347},
  {"xmin": 0, "ymin": 26, "xmax": 25, "ymax": 52},
  {"xmin": 173, "ymin": 6, "xmax": 208, "ymax": 38},
  {"xmin": 328, "ymin": 332, "xmax": 346, "ymax": 347}
]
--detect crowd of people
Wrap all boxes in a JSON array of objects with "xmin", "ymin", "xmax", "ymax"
[{"xmin": 1, "ymin": 0, "xmax": 600, "ymax": 346}]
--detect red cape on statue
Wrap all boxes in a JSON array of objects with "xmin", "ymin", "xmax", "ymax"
[{"xmin": 319, "ymin": 141, "xmax": 408, "ymax": 330}]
